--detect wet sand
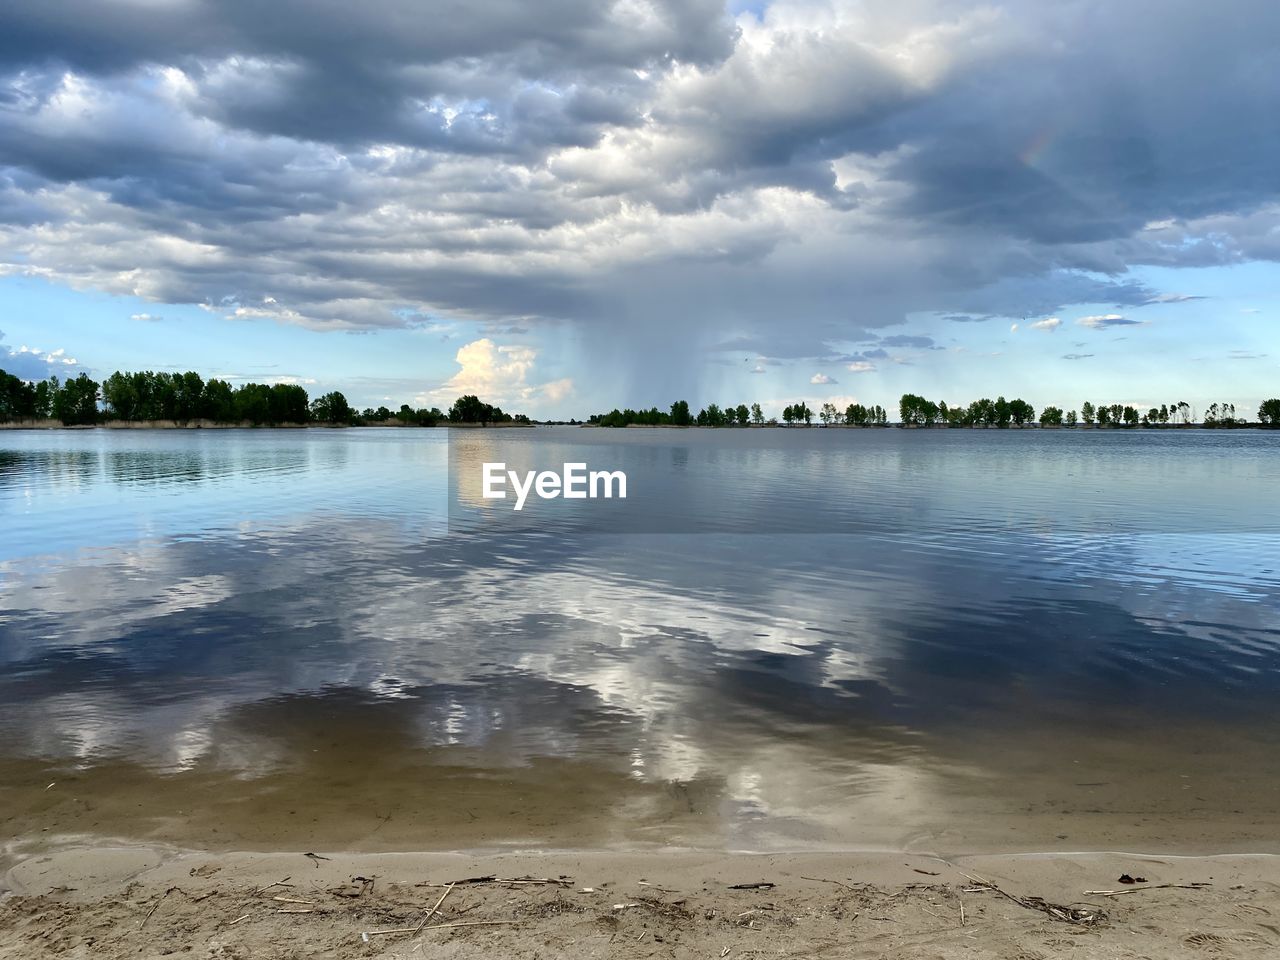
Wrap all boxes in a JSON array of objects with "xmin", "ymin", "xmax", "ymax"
[{"xmin": 3, "ymin": 843, "xmax": 1278, "ymax": 959}]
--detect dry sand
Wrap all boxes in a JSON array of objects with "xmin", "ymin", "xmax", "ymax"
[{"xmin": 3, "ymin": 842, "xmax": 1278, "ymax": 959}]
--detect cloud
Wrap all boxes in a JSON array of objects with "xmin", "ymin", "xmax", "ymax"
[
  {"xmin": 749, "ymin": 364, "xmax": 766, "ymax": 374},
  {"xmin": 0, "ymin": 332, "xmax": 81, "ymax": 379},
  {"xmin": 0, "ymin": 0, "xmax": 1277, "ymax": 381},
  {"xmin": 1078, "ymin": 315, "xmax": 1143, "ymax": 330},
  {"xmin": 846, "ymin": 361, "xmax": 876, "ymax": 373},
  {"xmin": 425, "ymin": 337, "xmax": 570, "ymax": 410},
  {"xmin": 1143, "ymin": 293, "xmax": 1205, "ymax": 305},
  {"xmin": 1029, "ymin": 317, "xmax": 1061, "ymax": 332},
  {"xmin": 1010, "ymin": 322, "xmax": 1019, "ymax": 333},
  {"xmin": 1062, "ymin": 353, "xmax": 1094, "ymax": 361},
  {"xmin": 810, "ymin": 373, "xmax": 836, "ymax": 385},
  {"xmin": 130, "ymin": 312, "xmax": 163, "ymax": 322}
]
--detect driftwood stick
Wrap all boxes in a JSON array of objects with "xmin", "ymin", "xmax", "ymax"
[
  {"xmin": 1083, "ymin": 883, "xmax": 1211, "ymax": 897},
  {"xmin": 139, "ymin": 887, "xmax": 177, "ymax": 929},
  {"xmin": 412, "ymin": 882, "xmax": 456, "ymax": 935},
  {"xmin": 254, "ymin": 876, "xmax": 293, "ymax": 894}
]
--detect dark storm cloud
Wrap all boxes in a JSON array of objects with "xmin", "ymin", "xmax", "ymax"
[{"xmin": 0, "ymin": 0, "xmax": 1277, "ymax": 365}]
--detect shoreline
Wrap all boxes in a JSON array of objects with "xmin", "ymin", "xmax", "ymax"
[
  {"xmin": 1, "ymin": 419, "xmax": 1273, "ymax": 431},
  {"xmin": 4, "ymin": 840, "xmax": 1278, "ymax": 958}
]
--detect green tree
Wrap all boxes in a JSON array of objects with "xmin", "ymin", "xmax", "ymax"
[
  {"xmin": 0, "ymin": 369, "xmax": 38, "ymax": 421},
  {"xmin": 1081, "ymin": 401, "xmax": 1096, "ymax": 425},
  {"xmin": 202, "ymin": 379, "xmax": 235, "ymax": 421},
  {"xmin": 669, "ymin": 400, "xmax": 692, "ymax": 426},
  {"xmin": 1066, "ymin": 409, "xmax": 1078, "ymax": 427},
  {"xmin": 750, "ymin": 402, "xmax": 763, "ymax": 425},
  {"xmin": 269, "ymin": 383, "xmax": 310, "ymax": 423},
  {"xmin": 1259, "ymin": 399, "xmax": 1280, "ymax": 427},
  {"xmin": 735, "ymin": 403, "xmax": 750, "ymax": 425},
  {"xmin": 1039, "ymin": 406, "xmax": 1063, "ymax": 426},
  {"xmin": 1008, "ymin": 398, "xmax": 1035, "ymax": 426},
  {"xmin": 53, "ymin": 373, "xmax": 100, "ymax": 425},
  {"xmin": 312, "ymin": 391, "xmax": 354, "ymax": 424}
]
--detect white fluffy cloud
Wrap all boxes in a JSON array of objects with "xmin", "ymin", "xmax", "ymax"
[{"xmin": 426, "ymin": 338, "xmax": 573, "ymax": 410}]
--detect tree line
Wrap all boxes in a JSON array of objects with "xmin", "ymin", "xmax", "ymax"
[
  {"xmin": 589, "ymin": 400, "xmax": 889, "ymax": 427},
  {"xmin": 590, "ymin": 395, "xmax": 1280, "ymax": 428},
  {"xmin": 0, "ymin": 367, "xmax": 527, "ymax": 427},
  {"xmin": 901, "ymin": 395, "xmax": 1277, "ymax": 428}
]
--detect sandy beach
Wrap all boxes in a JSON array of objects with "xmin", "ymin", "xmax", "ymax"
[{"xmin": 3, "ymin": 841, "xmax": 1278, "ymax": 959}]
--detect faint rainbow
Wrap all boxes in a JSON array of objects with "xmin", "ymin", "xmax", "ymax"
[{"xmin": 1018, "ymin": 124, "xmax": 1059, "ymax": 167}]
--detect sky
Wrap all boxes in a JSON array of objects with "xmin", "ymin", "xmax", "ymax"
[{"xmin": 0, "ymin": 0, "xmax": 1277, "ymax": 419}]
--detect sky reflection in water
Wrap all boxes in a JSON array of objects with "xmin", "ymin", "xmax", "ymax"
[{"xmin": 1, "ymin": 428, "xmax": 1279, "ymax": 853}]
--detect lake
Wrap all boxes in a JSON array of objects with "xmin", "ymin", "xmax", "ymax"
[{"xmin": 2, "ymin": 427, "xmax": 1279, "ymax": 855}]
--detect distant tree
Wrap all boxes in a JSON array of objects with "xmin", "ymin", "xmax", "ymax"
[
  {"xmin": 1081, "ymin": 401, "xmax": 1096, "ymax": 425},
  {"xmin": 175, "ymin": 371, "xmax": 205, "ymax": 421},
  {"xmin": 0, "ymin": 369, "xmax": 38, "ymax": 421},
  {"xmin": 33, "ymin": 377, "xmax": 56, "ymax": 419},
  {"xmin": 269, "ymin": 383, "xmax": 310, "ymax": 423},
  {"xmin": 1039, "ymin": 406, "xmax": 1063, "ymax": 426},
  {"xmin": 899, "ymin": 393, "xmax": 939, "ymax": 426},
  {"xmin": 1008, "ymin": 398, "xmax": 1035, "ymax": 426},
  {"xmin": 1259, "ymin": 399, "xmax": 1280, "ymax": 427},
  {"xmin": 202, "ymin": 379, "xmax": 236, "ymax": 421},
  {"xmin": 1159, "ymin": 403, "xmax": 1169, "ymax": 425},
  {"xmin": 782, "ymin": 405, "xmax": 794, "ymax": 425},
  {"xmin": 819, "ymin": 402, "xmax": 835, "ymax": 425},
  {"xmin": 1096, "ymin": 404, "xmax": 1111, "ymax": 426},
  {"xmin": 313, "ymin": 391, "xmax": 354, "ymax": 424},
  {"xmin": 735, "ymin": 403, "xmax": 750, "ymax": 425},
  {"xmin": 669, "ymin": 400, "xmax": 692, "ymax": 426},
  {"xmin": 1066, "ymin": 409, "xmax": 1078, "ymax": 427},
  {"xmin": 795, "ymin": 401, "xmax": 812, "ymax": 425},
  {"xmin": 102, "ymin": 371, "xmax": 141, "ymax": 420},
  {"xmin": 1122, "ymin": 405, "xmax": 1140, "ymax": 427},
  {"xmin": 53, "ymin": 373, "xmax": 101, "ymax": 425},
  {"xmin": 750, "ymin": 402, "xmax": 764, "ymax": 425}
]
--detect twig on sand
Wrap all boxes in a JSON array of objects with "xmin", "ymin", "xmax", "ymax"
[
  {"xmin": 412, "ymin": 883, "xmax": 456, "ymax": 935},
  {"xmin": 960, "ymin": 901, "xmax": 966, "ymax": 926},
  {"xmin": 728, "ymin": 882, "xmax": 776, "ymax": 891},
  {"xmin": 271, "ymin": 896, "xmax": 315, "ymax": 905},
  {"xmin": 1084, "ymin": 883, "xmax": 1211, "ymax": 897},
  {"xmin": 228, "ymin": 914, "xmax": 252, "ymax": 926},
  {"xmin": 139, "ymin": 887, "xmax": 178, "ymax": 929},
  {"xmin": 364, "ymin": 920, "xmax": 520, "ymax": 943},
  {"xmin": 960, "ymin": 872, "xmax": 1106, "ymax": 926},
  {"xmin": 419, "ymin": 875, "xmax": 573, "ymax": 888},
  {"xmin": 254, "ymin": 876, "xmax": 293, "ymax": 894},
  {"xmin": 419, "ymin": 920, "xmax": 521, "ymax": 932}
]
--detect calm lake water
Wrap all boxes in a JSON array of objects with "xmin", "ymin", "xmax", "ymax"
[{"xmin": 2, "ymin": 427, "xmax": 1279, "ymax": 855}]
